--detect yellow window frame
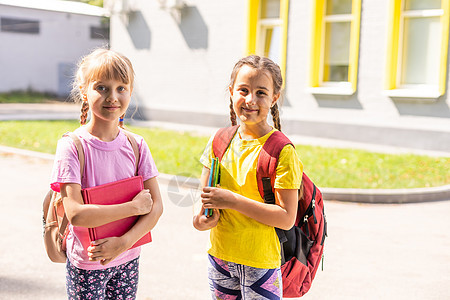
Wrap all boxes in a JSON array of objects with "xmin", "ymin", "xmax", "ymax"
[
  {"xmin": 246, "ymin": 0, "xmax": 289, "ymax": 82},
  {"xmin": 310, "ymin": 0, "xmax": 361, "ymax": 93},
  {"xmin": 385, "ymin": 0, "xmax": 450, "ymax": 96}
]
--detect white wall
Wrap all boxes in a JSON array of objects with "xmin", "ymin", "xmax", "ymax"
[
  {"xmin": 0, "ymin": 4, "xmax": 107, "ymax": 96},
  {"xmin": 107, "ymin": 0, "xmax": 450, "ymax": 151},
  {"xmin": 109, "ymin": 0, "xmax": 246, "ymax": 125}
]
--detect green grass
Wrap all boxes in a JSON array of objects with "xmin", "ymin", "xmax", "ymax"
[
  {"xmin": 0, "ymin": 120, "xmax": 449, "ymax": 189},
  {"xmin": 296, "ymin": 145, "xmax": 449, "ymax": 189},
  {"xmin": 0, "ymin": 91, "xmax": 63, "ymax": 103},
  {"xmin": 131, "ymin": 126, "xmax": 209, "ymax": 179}
]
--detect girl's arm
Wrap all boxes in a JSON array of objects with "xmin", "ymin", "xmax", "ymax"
[
  {"xmin": 87, "ymin": 176, "xmax": 164, "ymax": 265},
  {"xmin": 201, "ymin": 187, "xmax": 298, "ymax": 230},
  {"xmin": 61, "ymin": 182, "xmax": 153, "ymax": 227},
  {"xmin": 193, "ymin": 166, "xmax": 220, "ymax": 231}
]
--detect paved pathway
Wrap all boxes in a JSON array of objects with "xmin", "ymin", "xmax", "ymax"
[
  {"xmin": 0, "ymin": 153, "xmax": 449, "ymax": 299},
  {"xmin": 0, "ymin": 102, "xmax": 80, "ymax": 121}
]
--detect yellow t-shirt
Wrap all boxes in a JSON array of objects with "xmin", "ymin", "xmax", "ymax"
[{"xmin": 200, "ymin": 128, "xmax": 303, "ymax": 269}]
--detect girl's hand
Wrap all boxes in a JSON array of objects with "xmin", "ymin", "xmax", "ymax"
[
  {"xmin": 132, "ymin": 189, "xmax": 153, "ymax": 215},
  {"xmin": 193, "ymin": 208, "xmax": 220, "ymax": 231},
  {"xmin": 87, "ymin": 237, "xmax": 128, "ymax": 265},
  {"xmin": 201, "ymin": 186, "xmax": 236, "ymax": 210}
]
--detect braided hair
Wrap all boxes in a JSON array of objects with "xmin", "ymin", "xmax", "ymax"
[
  {"xmin": 229, "ymin": 98, "xmax": 237, "ymax": 126},
  {"xmin": 80, "ymin": 97, "xmax": 89, "ymax": 125}
]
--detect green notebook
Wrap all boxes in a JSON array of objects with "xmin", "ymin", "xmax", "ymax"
[{"xmin": 205, "ymin": 157, "xmax": 219, "ymax": 217}]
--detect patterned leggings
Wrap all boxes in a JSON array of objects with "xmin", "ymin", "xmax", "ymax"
[
  {"xmin": 66, "ymin": 257, "xmax": 139, "ymax": 300},
  {"xmin": 208, "ymin": 255, "xmax": 282, "ymax": 300}
]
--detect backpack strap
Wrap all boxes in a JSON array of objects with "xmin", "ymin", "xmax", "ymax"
[
  {"xmin": 57, "ymin": 132, "xmax": 86, "ymax": 239},
  {"xmin": 122, "ymin": 130, "xmax": 140, "ymax": 176},
  {"xmin": 66, "ymin": 132, "xmax": 85, "ymax": 177},
  {"xmin": 256, "ymin": 131, "xmax": 294, "ymax": 201},
  {"xmin": 257, "ymin": 131, "xmax": 293, "ymax": 246},
  {"xmin": 212, "ymin": 125, "xmax": 239, "ymax": 161}
]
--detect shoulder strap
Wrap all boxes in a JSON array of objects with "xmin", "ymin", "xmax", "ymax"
[
  {"xmin": 212, "ymin": 125, "xmax": 239, "ymax": 161},
  {"xmin": 257, "ymin": 131, "xmax": 293, "ymax": 201},
  {"xmin": 122, "ymin": 130, "xmax": 140, "ymax": 176},
  {"xmin": 66, "ymin": 132, "xmax": 85, "ymax": 179},
  {"xmin": 57, "ymin": 132, "xmax": 85, "ymax": 234}
]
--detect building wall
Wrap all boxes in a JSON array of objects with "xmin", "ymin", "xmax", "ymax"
[
  {"xmin": 108, "ymin": 0, "xmax": 450, "ymax": 152},
  {"xmin": 284, "ymin": 0, "xmax": 450, "ymax": 151},
  {"xmin": 0, "ymin": 4, "xmax": 108, "ymax": 96},
  {"xmin": 109, "ymin": 0, "xmax": 246, "ymax": 127}
]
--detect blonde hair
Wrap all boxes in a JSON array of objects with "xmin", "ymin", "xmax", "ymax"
[{"xmin": 71, "ymin": 48, "xmax": 135, "ymax": 127}]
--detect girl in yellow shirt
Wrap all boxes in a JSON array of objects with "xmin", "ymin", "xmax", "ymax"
[{"xmin": 193, "ymin": 55, "xmax": 302, "ymax": 299}]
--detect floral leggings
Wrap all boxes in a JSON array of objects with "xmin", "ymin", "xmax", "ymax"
[{"xmin": 66, "ymin": 257, "xmax": 139, "ymax": 300}]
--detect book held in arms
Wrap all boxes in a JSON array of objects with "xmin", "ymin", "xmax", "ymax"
[{"xmin": 82, "ymin": 176, "xmax": 151, "ymax": 249}]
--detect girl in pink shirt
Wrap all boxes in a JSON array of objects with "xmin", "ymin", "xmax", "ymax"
[{"xmin": 50, "ymin": 48, "xmax": 163, "ymax": 299}]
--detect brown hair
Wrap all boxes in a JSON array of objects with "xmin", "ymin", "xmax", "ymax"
[
  {"xmin": 71, "ymin": 48, "xmax": 135, "ymax": 128},
  {"xmin": 228, "ymin": 55, "xmax": 283, "ymax": 131}
]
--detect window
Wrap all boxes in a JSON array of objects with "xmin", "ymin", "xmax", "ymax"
[
  {"xmin": 386, "ymin": 0, "xmax": 450, "ymax": 98},
  {"xmin": 1, "ymin": 17, "xmax": 39, "ymax": 34},
  {"xmin": 247, "ymin": 0, "xmax": 289, "ymax": 81},
  {"xmin": 310, "ymin": 0, "xmax": 361, "ymax": 95},
  {"xmin": 257, "ymin": 0, "xmax": 282, "ymax": 65}
]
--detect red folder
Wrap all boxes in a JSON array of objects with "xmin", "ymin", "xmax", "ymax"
[{"xmin": 81, "ymin": 176, "xmax": 152, "ymax": 249}]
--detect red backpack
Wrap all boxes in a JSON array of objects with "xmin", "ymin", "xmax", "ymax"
[{"xmin": 212, "ymin": 125, "xmax": 327, "ymax": 298}]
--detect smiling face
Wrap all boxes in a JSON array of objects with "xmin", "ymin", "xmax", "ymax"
[
  {"xmin": 86, "ymin": 78, "xmax": 132, "ymax": 124},
  {"xmin": 230, "ymin": 65, "xmax": 280, "ymax": 128},
  {"xmin": 74, "ymin": 49, "xmax": 136, "ymax": 128}
]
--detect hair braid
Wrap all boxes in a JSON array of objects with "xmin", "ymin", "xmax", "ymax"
[
  {"xmin": 229, "ymin": 97, "xmax": 237, "ymax": 126},
  {"xmin": 119, "ymin": 114, "xmax": 125, "ymax": 129},
  {"xmin": 271, "ymin": 104, "xmax": 281, "ymax": 131},
  {"xmin": 80, "ymin": 100, "xmax": 89, "ymax": 125}
]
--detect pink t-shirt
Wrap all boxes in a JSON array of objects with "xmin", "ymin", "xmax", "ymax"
[{"xmin": 50, "ymin": 126, "xmax": 159, "ymax": 270}]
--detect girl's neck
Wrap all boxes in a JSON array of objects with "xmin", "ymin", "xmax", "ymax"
[
  {"xmin": 239, "ymin": 123, "xmax": 273, "ymax": 140},
  {"xmin": 85, "ymin": 120, "xmax": 120, "ymax": 142}
]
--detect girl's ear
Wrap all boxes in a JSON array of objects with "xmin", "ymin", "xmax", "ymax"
[
  {"xmin": 228, "ymin": 85, "xmax": 234, "ymax": 96},
  {"xmin": 271, "ymin": 92, "xmax": 280, "ymax": 107}
]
